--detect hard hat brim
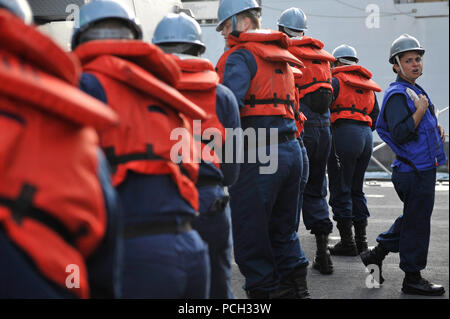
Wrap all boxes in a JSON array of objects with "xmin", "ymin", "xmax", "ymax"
[
  {"xmin": 216, "ymin": 21, "xmax": 225, "ymax": 32},
  {"xmin": 216, "ymin": 4, "xmax": 261, "ymax": 32},
  {"xmin": 72, "ymin": 16, "xmax": 142, "ymax": 50},
  {"xmin": 277, "ymin": 23, "xmax": 307, "ymax": 32},
  {"xmin": 389, "ymin": 48, "xmax": 425, "ymax": 64},
  {"xmin": 337, "ymin": 56, "xmax": 359, "ymax": 64}
]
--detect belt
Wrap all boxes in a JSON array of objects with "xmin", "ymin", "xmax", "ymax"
[
  {"xmin": 246, "ymin": 132, "xmax": 297, "ymax": 149},
  {"xmin": 332, "ymin": 119, "xmax": 369, "ymax": 129},
  {"xmin": 123, "ymin": 219, "xmax": 192, "ymax": 239}
]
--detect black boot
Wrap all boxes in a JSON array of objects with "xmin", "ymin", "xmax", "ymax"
[
  {"xmin": 354, "ymin": 220, "xmax": 369, "ymax": 254},
  {"xmin": 291, "ymin": 266, "xmax": 311, "ymax": 299},
  {"xmin": 313, "ymin": 234, "xmax": 334, "ymax": 274},
  {"xmin": 270, "ymin": 274, "xmax": 297, "ymax": 299},
  {"xmin": 328, "ymin": 219, "xmax": 358, "ymax": 256},
  {"xmin": 271, "ymin": 266, "xmax": 311, "ymax": 299},
  {"xmin": 246, "ymin": 290, "xmax": 270, "ymax": 299},
  {"xmin": 360, "ymin": 244, "xmax": 388, "ymax": 284},
  {"xmin": 402, "ymin": 272, "xmax": 445, "ymax": 296}
]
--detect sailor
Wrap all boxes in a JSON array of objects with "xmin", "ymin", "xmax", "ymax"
[
  {"xmin": 216, "ymin": 0, "xmax": 310, "ymax": 299},
  {"xmin": 0, "ymin": 0, "xmax": 123, "ymax": 298},
  {"xmin": 72, "ymin": 0, "xmax": 210, "ymax": 298},
  {"xmin": 327, "ymin": 44, "xmax": 381, "ymax": 257},
  {"xmin": 278, "ymin": 15, "xmax": 309, "ymax": 263},
  {"xmin": 278, "ymin": 7, "xmax": 335, "ymax": 275},
  {"xmin": 153, "ymin": 12, "xmax": 241, "ymax": 299},
  {"xmin": 361, "ymin": 34, "xmax": 446, "ymax": 296}
]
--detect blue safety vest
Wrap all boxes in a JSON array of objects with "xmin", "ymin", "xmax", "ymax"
[{"xmin": 376, "ymin": 80, "xmax": 447, "ymax": 171}]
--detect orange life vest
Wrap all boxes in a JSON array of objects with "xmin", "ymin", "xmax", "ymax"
[
  {"xmin": 330, "ymin": 65, "xmax": 382, "ymax": 126},
  {"xmin": 288, "ymin": 36, "xmax": 336, "ymax": 99},
  {"xmin": 216, "ymin": 30, "xmax": 304, "ymax": 120},
  {"xmin": 0, "ymin": 10, "xmax": 119, "ymax": 299},
  {"xmin": 74, "ymin": 41, "xmax": 205, "ymax": 211},
  {"xmin": 171, "ymin": 54, "xmax": 224, "ymax": 168},
  {"xmin": 291, "ymin": 66, "xmax": 307, "ymax": 136}
]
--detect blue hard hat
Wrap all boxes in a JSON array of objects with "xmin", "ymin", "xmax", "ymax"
[
  {"xmin": 278, "ymin": 7, "xmax": 307, "ymax": 32},
  {"xmin": 216, "ymin": 0, "xmax": 261, "ymax": 32},
  {"xmin": 389, "ymin": 34, "xmax": 424, "ymax": 64},
  {"xmin": 0, "ymin": 0, "xmax": 32, "ymax": 24},
  {"xmin": 332, "ymin": 44, "xmax": 359, "ymax": 63},
  {"xmin": 152, "ymin": 13, "xmax": 205, "ymax": 54},
  {"xmin": 71, "ymin": 0, "xmax": 142, "ymax": 49}
]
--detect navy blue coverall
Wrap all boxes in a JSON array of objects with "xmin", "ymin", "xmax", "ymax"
[
  {"xmin": 327, "ymin": 78, "xmax": 380, "ymax": 223},
  {"xmin": 191, "ymin": 82, "xmax": 241, "ymax": 299},
  {"xmin": 80, "ymin": 73, "xmax": 210, "ymax": 298},
  {"xmin": 375, "ymin": 76, "xmax": 447, "ymax": 273},
  {"xmin": 300, "ymin": 95, "xmax": 333, "ymax": 235},
  {"xmin": 296, "ymin": 135, "xmax": 309, "ymax": 229},
  {"xmin": 221, "ymin": 48, "xmax": 309, "ymax": 295}
]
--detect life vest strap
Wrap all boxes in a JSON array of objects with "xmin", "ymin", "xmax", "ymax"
[
  {"xmin": 0, "ymin": 109, "xmax": 25, "ymax": 124},
  {"xmin": 104, "ymin": 144, "xmax": 162, "ymax": 168},
  {"xmin": 104, "ymin": 144, "xmax": 191, "ymax": 178},
  {"xmin": 331, "ymin": 105, "xmax": 368, "ymax": 116},
  {"xmin": 296, "ymin": 79, "xmax": 331, "ymax": 91},
  {"xmin": 0, "ymin": 184, "xmax": 80, "ymax": 246},
  {"xmin": 293, "ymin": 108, "xmax": 300, "ymax": 121},
  {"xmin": 245, "ymin": 93, "xmax": 292, "ymax": 108}
]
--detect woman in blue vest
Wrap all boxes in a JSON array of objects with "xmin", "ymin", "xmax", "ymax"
[{"xmin": 361, "ymin": 34, "xmax": 446, "ymax": 296}]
